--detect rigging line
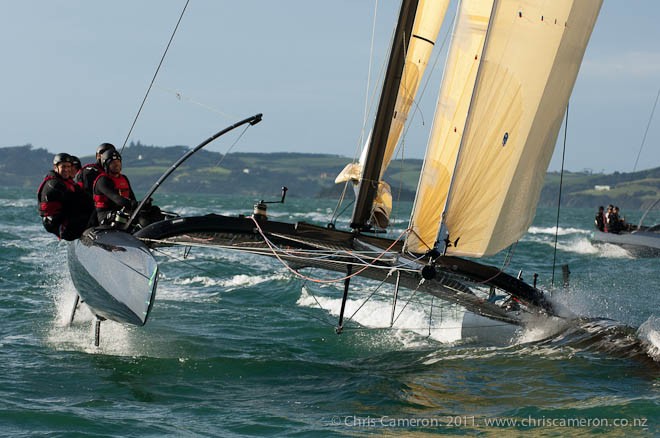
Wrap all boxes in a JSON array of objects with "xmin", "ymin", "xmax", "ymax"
[
  {"xmin": 150, "ymin": 246, "xmax": 224, "ymax": 278},
  {"xmin": 331, "ymin": 183, "xmax": 352, "ymax": 225},
  {"xmin": 250, "ymin": 215, "xmax": 410, "ymax": 284},
  {"xmin": 141, "ymin": 238, "xmax": 413, "ymax": 263},
  {"xmin": 190, "ymin": 123, "xmax": 252, "ymax": 194},
  {"xmin": 391, "ymin": 281, "xmax": 423, "ymax": 326},
  {"xmin": 299, "ymin": 284, "xmax": 340, "ymax": 328},
  {"xmin": 358, "ymin": 0, "xmax": 380, "ymax": 153},
  {"xmin": 633, "ymin": 87, "xmax": 660, "ymax": 173},
  {"xmin": 155, "ymin": 86, "xmax": 236, "ymax": 120},
  {"xmin": 460, "ymin": 242, "xmax": 516, "ymax": 287},
  {"xmin": 346, "ymin": 276, "xmax": 390, "ymax": 324},
  {"xmin": 552, "ymin": 103, "xmax": 569, "ymax": 287},
  {"xmin": 120, "ymin": 0, "xmax": 190, "ymax": 153}
]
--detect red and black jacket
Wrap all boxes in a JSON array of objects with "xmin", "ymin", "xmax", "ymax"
[
  {"xmin": 37, "ymin": 171, "xmax": 76, "ymax": 217},
  {"xmin": 74, "ymin": 162, "xmax": 104, "ymax": 196},
  {"xmin": 93, "ymin": 173, "xmax": 136, "ymax": 212}
]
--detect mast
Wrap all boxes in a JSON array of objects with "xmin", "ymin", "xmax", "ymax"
[{"xmin": 350, "ymin": 0, "xmax": 420, "ymax": 231}]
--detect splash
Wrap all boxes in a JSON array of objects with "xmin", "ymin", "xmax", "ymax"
[
  {"xmin": 46, "ymin": 276, "xmax": 141, "ymax": 355},
  {"xmin": 637, "ymin": 316, "xmax": 660, "ymax": 362},
  {"xmin": 296, "ymin": 286, "xmax": 465, "ymax": 345}
]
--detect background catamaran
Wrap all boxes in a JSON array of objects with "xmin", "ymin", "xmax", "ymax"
[
  {"xmin": 591, "ymin": 197, "xmax": 660, "ymax": 257},
  {"xmin": 68, "ymin": 0, "xmax": 604, "ymax": 345}
]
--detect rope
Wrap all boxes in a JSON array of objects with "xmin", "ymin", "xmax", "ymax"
[
  {"xmin": 633, "ymin": 87, "xmax": 660, "ymax": 172},
  {"xmin": 120, "ymin": 0, "xmax": 190, "ymax": 153},
  {"xmin": 346, "ymin": 277, "xmax": 390, "ymax": 323},
  {"xmin": 249, "ymin": 216, "xmax": 411, "ymax": 284},
  {"xmin": 358, "ymin": 0, "xmax": 380, "ymax": 152},
  {"xmin": 552, "ymin": 103, "xmax": 569, "ymax": 287}
]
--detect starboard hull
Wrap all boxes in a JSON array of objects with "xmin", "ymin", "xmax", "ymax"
[
  {"xmin": 591, "ymin": 229, "xmax": 660, "ymax": 257},
  {"xmin": 67, "ymin": 228, "xmax": 158, "ymax": 325}
]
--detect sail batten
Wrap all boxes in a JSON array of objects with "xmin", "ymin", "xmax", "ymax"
[
  {"xmin": 406, "ymin": 0, "xmax": 602, "ymax": 257},
  {"xmin": 347, "ymin": 0, "xmax": 449, "ymax": 230}
]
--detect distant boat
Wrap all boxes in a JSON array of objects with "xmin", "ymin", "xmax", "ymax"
[
  {"xmin": 591, "ymin": 198, "xmax": 660, "ymax": 257},
  {"xmin": 68, "ymin": 0, "xmax": 603, "ymax": 345}
]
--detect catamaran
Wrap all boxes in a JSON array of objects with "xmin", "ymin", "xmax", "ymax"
[
  {"xmin": 591, "ymin": 198, "xmax": 660, "ymax": 257},
  {"xmin": 67, "ymin": 0, "xmax": 603, "ymax": 346}
]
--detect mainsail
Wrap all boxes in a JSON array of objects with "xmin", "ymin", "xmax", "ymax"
[
  {"xmin": 406, "ymin": 0, "xmax": 602, "ymax": 257},
  {"xmin": 339, "ymin": 0, "xmax": 449, "ymax": 230}
]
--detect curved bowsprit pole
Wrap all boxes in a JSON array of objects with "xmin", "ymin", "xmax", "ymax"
[{"xmin": 125, "ymin": 113, "xmax": 263, "ymax": 230}]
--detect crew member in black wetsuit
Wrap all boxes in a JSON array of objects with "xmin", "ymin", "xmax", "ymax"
[
  {"xmin": 37, "ymin": 153, "xmax": 93, "ymax": 240},
  {"xmin": 93, "ymin": 149, "xmax": 138, "ymax": 226},
  {"xmin": 594, "ymin": 206, "xmax": 605, "ymax": 231},
  {"xmin": 70, "ymin": 155, "xmax": 82, "ymax": 173},
  {"xmin": 75, "ymin": 142, "xmax": 116, "ymax": 197}
]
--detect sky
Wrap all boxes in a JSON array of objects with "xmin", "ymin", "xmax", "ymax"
[{"xmin": 1, "ymin": 0, "xmax": 659, "ymax": 173}]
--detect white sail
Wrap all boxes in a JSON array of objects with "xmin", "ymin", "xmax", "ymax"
[
  {"xmin": 405, "ymin": 0, "xmax": 495, "ymax": 253},
  {"xmin": 408, "ymin": 0, "xmax": 602, "ymax": 257}
]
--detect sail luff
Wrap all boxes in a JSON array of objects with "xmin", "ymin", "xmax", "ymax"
[
  {"xmin": 350, "ymin": 0, "xmax": 420, "ymax": 230},
  {"xmin": 405, "ymin": 0, "xmax": 495, "ymax": 253},
  {"xmin": 441, "ymin": 0, "xmax": 603, "ymax": 257}
]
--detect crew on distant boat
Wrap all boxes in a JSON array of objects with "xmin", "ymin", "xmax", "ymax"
[
  {"xmin": 595, "ymin": 206, "xmax": 605, "ymax": 231},
  {"xmin": 93, "ymin": 149, "xmax": 138, "ymax": 226},
  {"xmin": 597, "ymin": 204, "xmax": 634, "ymax": 234},
  {"xmin": 37, "ymin": 153, "xmax": 93, "ymax": 240},
  {"xmin": 75, "ymin": 142, "xmax": 116, "ymax": 197}
]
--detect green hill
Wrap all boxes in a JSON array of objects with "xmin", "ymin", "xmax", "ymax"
[{"xmin": 3, "ymin": 143, "xmax": 658, "ymax": 209}]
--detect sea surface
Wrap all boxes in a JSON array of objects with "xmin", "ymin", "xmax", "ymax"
[{"xmin": 1, "ymin": 187, "xmax": 658, "ymax": 436}]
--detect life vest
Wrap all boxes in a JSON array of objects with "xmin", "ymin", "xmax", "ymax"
[
  {"xmin": 37, "ymin": 172, "xmax": 74, "ymax": 217},
  {"xmin": 93, "ymin": 173, "xmax": 131, "ymax": 209},
  {"xmin": 75, "ymin": 163, "xmax": 103, "ymax": 193}
]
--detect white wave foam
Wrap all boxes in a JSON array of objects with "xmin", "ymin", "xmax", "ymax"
[
  {"xmin": 0, "ymin": 198, "xmax": 35, "ymax": 208},
  {"xmin": 637, "ymin": 316, "xmax": 660, "ymax": 361},
  {"xmin": 172, "ymin": 273, "xmax": 287, "ymax": 290},
  {"xmin": 296, "ymin": 286, "xmax": 464, "ymax": 345},
  {"xmin": 528, "ymin": 226, "xmax": 591, "ymax": 236},
  {"xmin": 535, "ymin": 236, "xmax": 633, "ymax": 258}
]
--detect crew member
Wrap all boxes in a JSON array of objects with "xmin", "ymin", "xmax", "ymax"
[
  {"xmin": 70, "ymin": 155, "xmax": 82, "ymax": 173},
  {"xmin": 93, "ymin": 149, "xmax": 137, "ymax": 226},
  {"xmin": 75, "ymin": 142, "xmax": 116, "ymax": 196},
  {"xmin": 594, "ymin": 206, "xmax": 605, "ymax": 231},
  {"xmin": 37, "ymin": 153, "xmax": 91, "ymax": 240}
]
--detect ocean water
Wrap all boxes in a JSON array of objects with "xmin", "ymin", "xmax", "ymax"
[{"xmin": 0, "ymin": 187, "xmax": 658, "ymax": 436}]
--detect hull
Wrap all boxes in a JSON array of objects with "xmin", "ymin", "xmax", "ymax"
[
  {"xmin": 591, "ymin": 229, "xmax": 660, "ymax": 257},
  {"xmin": 461, "ymin": 312, "xmax": 520, "ymax": 345},
  {"xmin": 67, "ymin": 228, "xmax": 158, "ymax": 325}
]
